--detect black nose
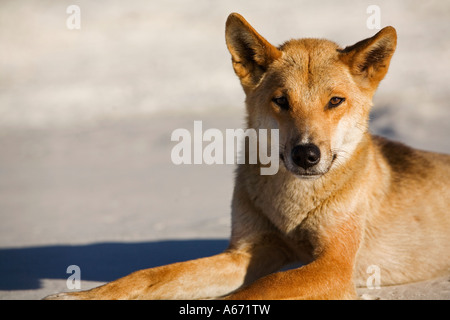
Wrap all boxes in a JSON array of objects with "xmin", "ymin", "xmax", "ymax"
[{"xmin": 291, "ymin": 144, "xmax": 321, "ymax": 169}]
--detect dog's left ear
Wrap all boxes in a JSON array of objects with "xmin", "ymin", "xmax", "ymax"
[{"xmin": 339, "ymin": 27, "xmax": 397, "ymax": 92}]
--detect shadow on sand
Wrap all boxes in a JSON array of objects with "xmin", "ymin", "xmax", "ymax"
[{"xmin": 0, "ymin": 239, "xmax": 229, "ymax": 290}]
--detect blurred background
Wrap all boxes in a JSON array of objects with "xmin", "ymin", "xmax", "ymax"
[{"xmin": 0, "ymin": 0, "xmax": 449, "ymax": 299}]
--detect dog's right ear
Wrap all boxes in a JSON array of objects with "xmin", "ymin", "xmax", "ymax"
[{"xmin": 225, "ymin": 13, "xmax": 281, "ymax": 92}]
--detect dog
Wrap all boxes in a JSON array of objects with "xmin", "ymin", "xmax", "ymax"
[{"xmin": 45, "ymin": 13, "xmax": 450, "ymax": 300}]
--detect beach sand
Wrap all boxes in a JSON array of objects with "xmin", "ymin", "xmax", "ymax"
[{"xmin": 0, "ymin": 0, "xmax": 449, "ymax": 300}]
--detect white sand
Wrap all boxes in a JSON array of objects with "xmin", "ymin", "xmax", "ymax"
[{"xmin": 0, "ymin": 0, "xmax": 449, "ymax": 300}]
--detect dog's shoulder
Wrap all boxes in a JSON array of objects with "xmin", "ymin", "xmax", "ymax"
[{"xmin": 371, "ymin": 135, "xmax": 450, "ymax": 180}]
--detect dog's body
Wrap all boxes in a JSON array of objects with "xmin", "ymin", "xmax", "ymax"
[{"xmin": 45, "ymin": 13, "xmax": 450, "ymax": 300}]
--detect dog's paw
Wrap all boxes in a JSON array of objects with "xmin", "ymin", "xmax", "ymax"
[
  {"xmin": 43, "ymin": 292, "xmax": 83, "ymax": 300},
  {"xmin": 359, "ymin": 293, "xmax": 381, "ymax": 300}
]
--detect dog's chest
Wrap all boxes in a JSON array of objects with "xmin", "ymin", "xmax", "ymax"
[{"xmin": 247, "ymin": 171, "xmax": 322, "ymax": 236}]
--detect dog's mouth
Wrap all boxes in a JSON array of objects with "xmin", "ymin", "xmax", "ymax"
[
  {"xmin": 279, "ymin": 153, "xmax": 337, "ymax": 179},
  {"xmin": 294, "ymin": 173, "xmax": 324, "ymax": 180}
]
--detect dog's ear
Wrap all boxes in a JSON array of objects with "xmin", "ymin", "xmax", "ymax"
[
  {"xmin": 339, "ymin": 26, "xmax": 397, "ymax": 92},
  {"xmin": 225, "ymin": 13, "xmax": 281, "ymax": 92}
]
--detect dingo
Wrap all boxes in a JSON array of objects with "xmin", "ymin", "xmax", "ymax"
[{"xmin": 45, "ymin": 13, "xmax": 450, "ymax": 300}]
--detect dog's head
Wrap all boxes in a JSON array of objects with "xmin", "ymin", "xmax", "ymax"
[{"xmin": 225, "ymin": 13, "xmax": 396, "ymax": 179}]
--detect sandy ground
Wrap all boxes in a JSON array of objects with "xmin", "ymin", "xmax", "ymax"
[{"xmin": 0, "ymin": 0, "xmax": 449, "ymax": 300}]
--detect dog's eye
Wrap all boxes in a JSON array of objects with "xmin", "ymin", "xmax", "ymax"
[
  {"xmin": 272, "ymin": 96, "xmax": 289, "ymax": 110},
  {"xmin": 328, "ymin": 97, "xmax": 345, "ymax": 109}
]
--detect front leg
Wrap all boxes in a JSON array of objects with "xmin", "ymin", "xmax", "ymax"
[
  {"xmin": 44, "ymin": 236, "xmax": 291, "ymax": 300},
  {"xmin": 45, "ymin": 186, "xmax": 296, "ymax": 300},
  {"xmin": 226, "ymin": 220, "xmax": 362, "ymax": 300},
  {"xmin": 44, "ymin": 250, "xmax": 251, "ymax": 300}
]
